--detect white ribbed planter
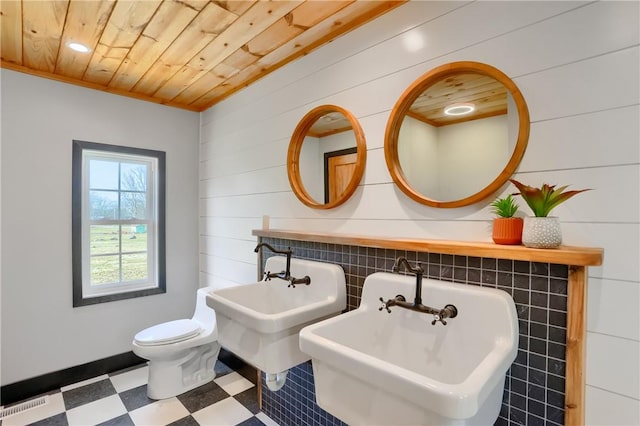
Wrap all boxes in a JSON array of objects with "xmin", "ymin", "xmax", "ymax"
[{"xmin": 522, "ymin": 216, "xmax": 562, "ymax": 249}]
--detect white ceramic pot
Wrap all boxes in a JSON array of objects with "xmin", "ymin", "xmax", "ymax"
[{"xmin": 522, "ymin": 216, "xmax": 562, "ymax": 249}]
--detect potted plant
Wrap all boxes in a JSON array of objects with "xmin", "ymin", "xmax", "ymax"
[
  {"xmin": 509, "ymin": 179, "xmax": 591, "ymax": 248},
  {"xmin": 490, "ymin": 194, "xmax": 523, "ymax": 245}
]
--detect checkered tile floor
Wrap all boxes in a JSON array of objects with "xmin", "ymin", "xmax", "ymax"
[{"xmin": 1, "ymin": 355, "xmax": 278, "ymax": 426}]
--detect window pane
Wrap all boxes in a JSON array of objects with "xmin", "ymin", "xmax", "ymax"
[
  {"xmin": 121, "ymin": 225, "xmax": 147, "ymax": 253},
  {"xmin": 122, "ymin": 253, "xmax": 148, "ymax": 282},
  {"xmin": 89, "ymin": 159, "xmax": 119, "ymax": 190},
  {"xmin": 90, "ymin": 225, "xmax": 120, "ymax": 255},
  {"xmin": 90, "ymin": 191, "xmax": 118, "ymax": 220},
  {"xmin": 74, "ymin": 140, "xmax": 165, "ymax": 306},
  {"xmin": 90, "ymin": 255, "xmax": 120, "ymax": 285},
  {"xmin": 120, "ymin": 192, "xmax": 147, "ymax": 220},
  {"xmin": 121, "ymin": 163, "xmax": 147, "ymax": 191}
]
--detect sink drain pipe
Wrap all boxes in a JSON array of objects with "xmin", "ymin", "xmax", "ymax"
[{"xmin": 265, "ymin": 370, "xmax": 288, "ymax": 391}]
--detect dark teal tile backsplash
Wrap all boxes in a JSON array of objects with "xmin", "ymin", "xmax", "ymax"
[{"xmin": 258, "ymin": 237, "xmax": 568, "ymax": 426}]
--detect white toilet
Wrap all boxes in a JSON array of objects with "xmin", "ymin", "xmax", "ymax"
[{"xmin": 132, "ymin": 287, "xmax": 220, "ymax": 399}]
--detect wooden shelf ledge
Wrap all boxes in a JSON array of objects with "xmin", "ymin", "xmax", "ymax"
[{"xmin": 253, "ymin": 229, "xmax": 603, "ymax": 266}]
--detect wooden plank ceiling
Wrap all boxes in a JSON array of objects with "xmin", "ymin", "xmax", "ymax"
[
  {"xmin": 0, "ymin": 0, "xmax": 405, "ymax": 112},
  {"xmin": 409, "ymin": 73, "xmax": 508, "ymax": 127}
]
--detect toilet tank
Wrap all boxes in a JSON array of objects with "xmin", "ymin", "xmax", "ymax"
[{"xmin": 194, "ymin": 286, "xmax": 217, "ymax": 330}]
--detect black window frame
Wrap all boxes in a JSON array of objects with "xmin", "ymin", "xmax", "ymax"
[{"xmin": 72, "ymin": 140, "xmax": 166, "ymax": 307}]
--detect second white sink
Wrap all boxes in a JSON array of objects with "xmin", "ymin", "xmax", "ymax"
[
  {"xmin": 299, "ymin": 271, "xmax": 518, "ymax": 425},
  {"xmin": 206, "ymin": 256, "xmax": 346, "ymax": 377}
]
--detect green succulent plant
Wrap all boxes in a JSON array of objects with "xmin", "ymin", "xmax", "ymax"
[
  {"xmin": 490, "ymin": 194, "xmax": 519, "ymax": 218},
  {"xmin": 509, "ymin": 178, "xmax": 591, "ymax": 217}
]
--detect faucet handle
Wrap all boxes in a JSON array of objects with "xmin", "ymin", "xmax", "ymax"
[
  {"xmin": 431, "ymin": 313, "xmax": 447, "ymax": 326},
  {"xmin": 378, "ymin": 297, "xmax": 392, "ymax": 313},
  {"xmin": 263, "ymin": 270, "xmax": 272, "ymax": 281},
  {"xmin": 432, "ymin": 305, "xmax": 457, "ymax": 325}
]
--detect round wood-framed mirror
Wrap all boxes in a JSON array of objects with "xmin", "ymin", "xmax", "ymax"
[
  {"xmin": 384, "ymin": 61, "xmax": 530, "ymax": 208},
  {"xmin": 287, "ymin": 105, "xmax": 367, "ymax": 209}
]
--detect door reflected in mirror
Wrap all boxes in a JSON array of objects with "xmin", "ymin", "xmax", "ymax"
[
  {"xmin": 325, "ymin": 148, "xmax": 357, "ymax": 203},
  {"xmin": 385, "ymin": 62, "xmax": 530, "ymax": 208},
  {"xmin": 288, "ymin": 105, "xmax": 366, "ymax": 209}
]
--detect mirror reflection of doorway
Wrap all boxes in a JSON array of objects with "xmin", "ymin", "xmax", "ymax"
[
  {"xmin": 324, "ymin": 147, "xmax": 357, "ymax": 203},
  {"xmin": 289, "ymin": 104, "xmax": 367, "ymax": 209}
]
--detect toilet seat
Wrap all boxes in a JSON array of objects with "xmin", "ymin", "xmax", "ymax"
[{"xmin": 134, "ymin": 319, "xmax": 202, "ymax": 346}]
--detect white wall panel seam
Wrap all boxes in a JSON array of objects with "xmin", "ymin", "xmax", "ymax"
[
  {"xmin": 587, "ymin": 385, "xmax": 640, "ymax": 402},
  {"xmin": 528, "ymin": 103, "xmax": 640, "ymax": 126},
  {"xmin": 586, "ymin": 331, "xmax": 640, "ymax": 344},
  {"xmin": 512, "ymin": 44, "xmax": 640, "ymax": 80}
]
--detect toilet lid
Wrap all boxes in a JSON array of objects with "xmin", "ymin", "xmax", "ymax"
[{"xmin": 134, "ymin": 319, "xmax": 202, "ymax": 346}]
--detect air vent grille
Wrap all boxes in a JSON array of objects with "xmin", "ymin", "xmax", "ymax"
[{"xmin": 0, "ymin": 395, "xmax": 48, "ymax": 419}]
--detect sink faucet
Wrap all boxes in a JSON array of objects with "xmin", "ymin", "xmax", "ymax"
[
  {"xmin": 379, "ymin": 256, "xmax": 458, "ymax": 325},
  {"xmin": 254, "ymin": 243, "xmax": 311, "ymax": 287},
  {"xmin": 392, "ymin": 256, "xmax": 425, "ymax": 306}
]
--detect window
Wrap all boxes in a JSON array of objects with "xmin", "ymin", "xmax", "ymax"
[{"xmin": 72, "ymin": 140, "xmax": 166, "ymax": 306}]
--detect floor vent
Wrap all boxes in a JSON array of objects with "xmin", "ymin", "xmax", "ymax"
[{"xmin": 0, "ymin": 395, "xmax": 48, "ymax": 419}]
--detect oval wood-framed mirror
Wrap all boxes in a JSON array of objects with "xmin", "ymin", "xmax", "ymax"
[
  {"xmin": 385, "ymin": 61, "xmax": 530, "ymax": 208},
  {"xmin": 287, "ymin": 105, "xmax": 367, "ymax": 209}
]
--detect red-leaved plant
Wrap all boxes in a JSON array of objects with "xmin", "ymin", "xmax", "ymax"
[{"xmin": 509, "ymin": 179, "xmax": 591, "ymax": 217}]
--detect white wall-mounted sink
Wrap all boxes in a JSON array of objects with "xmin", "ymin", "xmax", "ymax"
[
  {"xmin": 299, "ymin": 272, "xmax": 518, "ymax": 425},
  {"xmin": 206, "ymin": 256, "xmax": 346, "ymax": 381}
]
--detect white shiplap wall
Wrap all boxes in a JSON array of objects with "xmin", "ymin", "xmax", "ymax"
[{"xmin": 199, "ymin": 2, "xmax": 639, "ymax": 424}]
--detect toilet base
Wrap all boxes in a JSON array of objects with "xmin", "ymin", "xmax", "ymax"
[{"xmin": 146, "ymin": 341, "xmax": 221, "ymax": 400}]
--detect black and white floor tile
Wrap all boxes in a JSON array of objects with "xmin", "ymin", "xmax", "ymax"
[{"xmin": 1, "ymin": 354, "xmax": 278, "ymax": 426}]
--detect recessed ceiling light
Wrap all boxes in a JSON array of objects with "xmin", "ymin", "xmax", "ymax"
[
  {"xmin": 67, "ymin": 42, "xmax": 91, "ymax": 53},
  {"xmin": 444, "ymin": 102, "xmax": 475, "ymax": 116}
]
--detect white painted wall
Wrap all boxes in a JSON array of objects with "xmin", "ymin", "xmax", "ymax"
[
  {"xmin": 0, "ymin": 70, "xmax": 200, "ymax": 385},
  {"xmin": 399, "ymin": 115, "xmax": 508, "ymax": 200},
  {"xmin": 438, "ymin": 115, "xmax": 508, "ymax": 200},
  {"xmin": 300, "ymin": 135, "xmax": 323, "ymax": 201},
  {"xmin": 199, "ymin": 1, "xmax": 639, "ymax": 423},
  {"xmin": 398, "ymin": 116, "xmax": 439, "ymax": 196}
]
